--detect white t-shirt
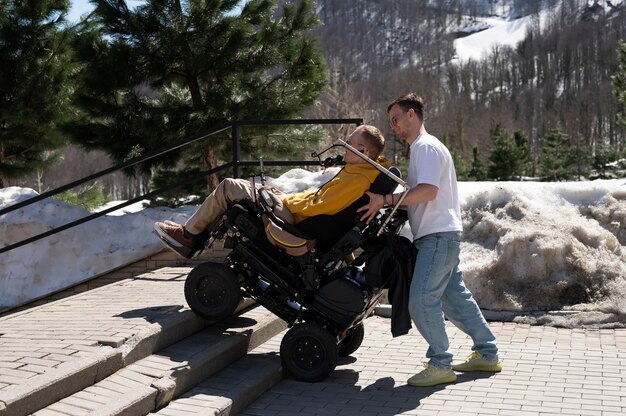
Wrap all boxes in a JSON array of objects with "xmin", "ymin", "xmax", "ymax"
[{"xmin": 406, "ymin": 131, "xmax": 462, "ymax": 240}]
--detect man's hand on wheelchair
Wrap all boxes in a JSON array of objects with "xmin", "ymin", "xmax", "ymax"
[{"xmin": 357, "ymin": 191, "xmax": 385, "ymax": 224}]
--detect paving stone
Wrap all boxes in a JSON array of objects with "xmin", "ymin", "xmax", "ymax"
[
  {"xmin": 2, "ymin": 262, "xmax": 626, "ymax": 416},
  {"xmin": 238, "ymin": 316, "xmax": 626, "ymax": 416}
]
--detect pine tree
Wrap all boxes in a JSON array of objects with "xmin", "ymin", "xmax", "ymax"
[
  {"xmin": 68, "ymin": 0, "xmax": 327, "ymax": 198},
  {"xmin": 539, "ymin": 128, "xmax": 571, "ymax": 181},
  {"xmin": 469, "ymin": 146, "xmax": 487, "ymax": 181},
  {"xmin": 513, "ymin": 130, "xmax": 532, "ymax": 178},
  {"xmin": 487, "ymin": 124, "xmax": 528, "ymax": 180},
  {"xmin": 566, "ymin": 139, "xmax": 592, "ymax": 181},
  {"xmin": 0, "ymin": 0, "xmax": 76, "ymax": 187},
  {"xmin": 592, "ymin": 142, "xmax": 619, "ymax": 179}
]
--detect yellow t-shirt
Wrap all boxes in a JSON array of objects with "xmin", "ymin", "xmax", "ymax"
[{"xmin": 282, "ymin": 162, "xmax": 383, "ymax": 224}]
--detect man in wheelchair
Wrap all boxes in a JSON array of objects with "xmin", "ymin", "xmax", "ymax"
[
  {"xmin": 154, "ymin": 125, "xmax": 411, "ymax": 383},
  {"xmin": 154, "ymin": 124, "xmax": 387, "ymax": 259}
]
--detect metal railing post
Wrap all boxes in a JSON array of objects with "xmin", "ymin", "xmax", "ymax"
[{"xmin": 232, "ymin": 123, "xmax": 241, "ymax": 179}]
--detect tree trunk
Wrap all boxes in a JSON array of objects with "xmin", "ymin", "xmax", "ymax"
[
  {"xmin": 187, "ymin": 75, "xmax": 204, "ymax": 109},
  {"xmin": 201, "ymin": 146, "xmax": 220, "ymax": 190}
]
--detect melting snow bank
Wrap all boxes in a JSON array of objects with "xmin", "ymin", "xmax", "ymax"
[
  {"xmin": 0, "ymin": 187, "xmax": 196, "ymax": 311},
  {"xmin": 459, "ymin": 180, "xmax": 626, "ymax": 329},
  {"xmin": 1, "ymin": 177, "xmax": 626, "ymax": 328}
]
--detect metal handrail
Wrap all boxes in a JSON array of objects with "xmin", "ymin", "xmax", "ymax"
[
  {"xmin": 0, "ymin": 123, "xmax": 232, "ymax": 217},
  {"xmin": 0, "ymin": 118, "xmax": 363, "ymax": 254}
]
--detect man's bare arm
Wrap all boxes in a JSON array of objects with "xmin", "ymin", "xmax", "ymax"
[{"xmin": 357, "ymin": 183, "xmax": 438, "ymax": 223}]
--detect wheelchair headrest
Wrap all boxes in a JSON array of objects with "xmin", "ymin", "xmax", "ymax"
[{"xmin": 369, "ymin": 166, "xmax": 402, "ymax": 195}]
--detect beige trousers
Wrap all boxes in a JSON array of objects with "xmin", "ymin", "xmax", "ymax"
[{"xmin": 185, "ymin": 178, "xmax": 294, "ymax": 235}]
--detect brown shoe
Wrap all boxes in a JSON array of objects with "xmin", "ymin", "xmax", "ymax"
[
  {"xmin": 155, "ymin": 221, "xmax": 194, "ymax": 248},
  {"xmin": 154, "ymin": 221, "xmax": 197, "ymax": 258}
]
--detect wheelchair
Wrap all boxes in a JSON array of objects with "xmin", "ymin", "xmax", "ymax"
[{"xmin": 182, "ymin": 141, "xmax": 409, "ymax": 382}]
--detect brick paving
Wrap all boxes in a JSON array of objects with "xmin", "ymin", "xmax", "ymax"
[
  {"xmin": 0, "ymin": 267, "xmax": 208, "ymax": 415},
  {"xmin": 0, "ymin": 267, "xmax": 190, "ymax": 388},
  {"xmin": 242, "ymin": 317, "xmax": 626, "ymax": 416},
  {"xmin": 1, "ymin": 262, "xmax": 625, "ymax": 416}
]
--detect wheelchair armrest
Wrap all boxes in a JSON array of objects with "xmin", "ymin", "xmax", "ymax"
[{"xmin": 258, "ymin": 188, "xmax": 274, "ymax": 210}]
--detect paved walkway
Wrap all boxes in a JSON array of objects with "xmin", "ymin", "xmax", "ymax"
[
  {"xmin": 1, "ymin": 266, "xmax": 625, "ymax": 415},
  {"xmin": 244, "ymin": 317, "xmax": 626, "ymax": 415}
]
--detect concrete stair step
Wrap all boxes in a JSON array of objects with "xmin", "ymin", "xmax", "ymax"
[
  {"xmin": 149, "ymin": 327, "xmax": 286, "ymax": 416},
  {"xmin": 0, "ymin": 295, "xmax": 254, "ymax": 416},
  {"xmin": 31, "ymin": 305, "xmax": 286, "ymax": 416},
  {"xmin": 148, "ymin": 352, "xmax": 282, "ymax": 415}
]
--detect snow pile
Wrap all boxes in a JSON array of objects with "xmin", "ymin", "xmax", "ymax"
[
  {"xmin": 459, "ymin": 180, "xmax": 626, "ymax": 328},
  {"xmin": 2, "ymin": 174, "xmax": 626, "ymax": 328},
  {"xmin": 0, "ymin": 187, "xmax": 195, "ymax": 310}
]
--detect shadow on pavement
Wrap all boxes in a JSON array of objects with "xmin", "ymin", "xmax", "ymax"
[
  {"xmin": 262, "ymin": 368, "xmax": 499, "ymax": 416},
  {"xmin": 115, "ymin": 305, "xmax": 188, "ymax": 323}
]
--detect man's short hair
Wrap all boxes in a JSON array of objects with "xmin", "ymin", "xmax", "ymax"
[
  {"xmin": 358, "ymin": 125, "xmax": 385, "ymax": 159},
  {"xmin": 387, "ymin": 93, "xmax": 425, "ymax": 121}
]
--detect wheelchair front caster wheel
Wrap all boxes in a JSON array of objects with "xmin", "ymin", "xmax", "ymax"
[
  {"xmin": 337, "ymin": 322, "xmax": 365, "ymax": 357},
  {"xmin": 184, "ymin": 262, "xmax": 241, "ymax": 321},
  {"xmin": 280, "ymin": 322, "xmax": 338, "ymax": 382}
]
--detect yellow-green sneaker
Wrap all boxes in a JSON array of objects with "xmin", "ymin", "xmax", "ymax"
[
  {"xmin": 407, "ymin": 364, "xmax": 457, "ymax": 387},
  {"xmin": 452, "ymin": 352, "xmax": 502, "ymax": 372}
]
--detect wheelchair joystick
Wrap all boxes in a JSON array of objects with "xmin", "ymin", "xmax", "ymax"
[{"xmin": 250, "ymin": 156, "xmax": 274, "ymax": 211}]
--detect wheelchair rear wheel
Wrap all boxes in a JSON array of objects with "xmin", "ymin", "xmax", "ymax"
[
  {"xmin": 280, "ymin": 322, "xmax": 338, "ymax": 382},
  {"xmin": 337, "ymin": 322, "xmax": 365, "ymax": 357},
  {"xmin": 184, "ymin": 262, "xmax": 241, "ymax": 321}
]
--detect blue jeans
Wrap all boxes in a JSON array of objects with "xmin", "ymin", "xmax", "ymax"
[{"xmin": 409, "ymin": 232, "xmax": 499, "ymax": 370}]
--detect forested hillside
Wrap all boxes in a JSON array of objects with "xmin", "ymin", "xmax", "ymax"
[
  {"xmin": 5, "ymin": 0, "xmax": 626, "ymax": 199},
  {"xmin": 306, "ymin": 0, "xmax": 626, "ymax": 179}
]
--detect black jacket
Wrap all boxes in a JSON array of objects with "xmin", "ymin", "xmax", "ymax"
[{"xmin": 361, "ymin": 234, "xmax": 417, "ymax": 337}]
